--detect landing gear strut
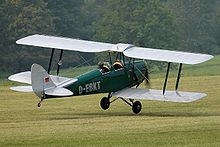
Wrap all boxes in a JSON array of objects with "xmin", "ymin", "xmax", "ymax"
[
  {"xmin": 121, "ymin": 98, "xmax": 142, "ymax": 114},
  {"xmin": 100, "ymin": 94, "xmax": 142, "ymax": 114}
]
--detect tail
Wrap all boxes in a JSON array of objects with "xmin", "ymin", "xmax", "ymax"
[
  {"xmin": 31, "ymin": 64, "xmax": 73, "ymax": 98},
  {"xmin": 9, "ymin": 64, "xmax": 73, "ymax": 98},
  {"xmin": 31, "ymin": 64, "xmax": 56, "ymax": 98}
]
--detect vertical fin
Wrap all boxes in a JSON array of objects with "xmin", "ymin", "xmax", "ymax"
[{"xmin": 31, "ymin": 64, "xmax": 55, "ymax": 98}]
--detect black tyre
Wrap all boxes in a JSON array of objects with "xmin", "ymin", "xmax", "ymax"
[
  {"xmin": 100, "ymin": 97, "xmax": 110, "ymax": 110},
  {"xmin": 37, "ymin": 103, "xmax": 41, "ymax": 107},
  {"xmin": 132, "ymin": 101, "xmax": 142, "ymax": 114}
]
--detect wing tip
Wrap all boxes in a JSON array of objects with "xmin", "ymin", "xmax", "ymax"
[{"xmin": 16, "ymin": 34, "xmax": 40, "ymax": 45}]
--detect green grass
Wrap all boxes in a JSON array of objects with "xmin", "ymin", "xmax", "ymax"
[{"xmin": 0, "ymin": 55, "xmax": 220, "ymax": 146}]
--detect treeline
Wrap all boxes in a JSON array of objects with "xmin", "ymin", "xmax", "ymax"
[{"xmin": 0, "ymin": 0, "xmax": 219, "ymax": 73}]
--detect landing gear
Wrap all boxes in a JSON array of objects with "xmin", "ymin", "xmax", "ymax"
[
  {"xmin": 100, "ymin": 94, "xmax": 142, "ymax": 114},
  {"xmin": 121, "ymin": 98, "xmax": 142, "ymax": 114},
  {"xmin": 132, "ymin": 101, "xmax": 142, "ymax": 114},
  {"xmin": 100, "ymin": 97, "xmax": 110, "ymax": 110}
]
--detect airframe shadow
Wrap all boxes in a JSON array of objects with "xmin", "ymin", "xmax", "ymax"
[{"xmin": 47, "ymin": 111, "xmax": 220, "ymax": 121}]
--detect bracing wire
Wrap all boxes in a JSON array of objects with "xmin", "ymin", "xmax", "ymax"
[{"xmin": 77, "ymin": 53, "xmax": 91, "ymax": 66}]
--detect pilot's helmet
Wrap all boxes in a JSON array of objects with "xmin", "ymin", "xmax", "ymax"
[
  {"xmin": 98, "ymin": 61, "xmax": 104, "ymax": 68},
  {"xmin": 113, "ymin": 60, "xmax": 123, "ymax": 70}
]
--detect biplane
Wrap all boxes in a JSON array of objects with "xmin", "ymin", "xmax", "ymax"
[{"xmin": 8, "ymin": 34, "xmax": 213, "ymax": 114}]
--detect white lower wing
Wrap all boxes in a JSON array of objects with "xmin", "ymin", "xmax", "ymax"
[{"xmin": 112, "ymin": 88, "xmax": 207, "ymax": 103}]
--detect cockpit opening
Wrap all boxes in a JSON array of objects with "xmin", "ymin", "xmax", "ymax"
[
  {"xmin": 98, "ymin": 62, "xmax": 111, "ymax": 73},
  {"xmin": 113, "ymin": 60, "xmax": 123, "ymax": 70}
]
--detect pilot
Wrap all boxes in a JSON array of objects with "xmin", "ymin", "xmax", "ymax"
[
  {"xmin": 113, "ymin": 60, "xmax": 124, "ymax": 70},
  {"xmin": 98, "ymin": 62, "xmax": 111, "ymax": 73}
]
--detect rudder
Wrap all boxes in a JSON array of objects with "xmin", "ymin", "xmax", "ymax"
[{"xmin": 31, "ymin": 64, "xmax": 55, "ymax": 98}]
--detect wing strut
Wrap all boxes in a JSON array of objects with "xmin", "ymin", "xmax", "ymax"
[
  {"xmin": 163, "ymin": 62, "xmax": 171, "ymax": 95},
  {"xmin": 57, "ymin": 49, "xmax": 63, "ymax": 75},
  {"xmin": 48, "ymin": 48, "xmax": 55, "ymax": 74},
  {"xmin": 175, "ymin": 63, "xmax": 182, "ymax": 91}
]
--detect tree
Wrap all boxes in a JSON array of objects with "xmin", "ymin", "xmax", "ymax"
[
  {"xmin": 45, "ymin": 0, "xmax": 100, "ymax": 68},
  {"xmin": 93, "ymin": 0, "xmax": 177, "ymax": 69},
  {"xmin": 0, "ymin": 0, "xmax": 55, "ymax": 72},
  {"xmin": 166, "ymin": 0, "xmax": 219, "ymax": 54},
  {"xmin": 212, "ymin": 1, "xmax": 220, "ymax": 54},
  {"xmin": 46, "ymin": 0, "xmax": 83, "ymax": 38},
  {"xmin": 94, "ymin": 0, "xmax": 177, "ymax": 47}
]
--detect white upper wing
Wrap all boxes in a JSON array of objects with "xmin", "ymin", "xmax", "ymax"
[
  {"xmin": 113, "ymin": 88, "xmax": 206, "ymax": 103},
  {"xmin": 16, "ymin": 34, "xmax": 113, "ymax": 52},
  {"xmin": 123, "ymin": 47, "xmax": 213, "ymax": 64},
  {"xmin": 16, "ymin": 34, "xmax": 213, "ymax": 64}
]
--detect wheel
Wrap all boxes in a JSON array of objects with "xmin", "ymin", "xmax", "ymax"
[
  {"xmin": 100, "ymin": 97, "xmax": 110, "ymax": 110},
  {"xmin": 132, "ymin": 101, "xmax": 142, "ymax": 114}
]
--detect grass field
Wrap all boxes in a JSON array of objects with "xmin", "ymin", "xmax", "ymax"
[{"xmin": 0, "ymin": 56, "xmax": 220, "ymax": 146}]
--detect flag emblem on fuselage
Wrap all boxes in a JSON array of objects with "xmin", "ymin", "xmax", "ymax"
[{"xmin": 44, "ymin": 77, "xmax": 49, "ymax": 83}]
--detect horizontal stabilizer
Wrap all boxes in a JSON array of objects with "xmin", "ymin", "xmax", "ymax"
[
  {"xmin": 113, "ymin": 88, "xmax": 207, "ymax": 103},
  {"xmin": 45, "ymin": 87, "xmax": 73, "ymax": 97},
  {"xmin": 8, "ymin": 71, "xmax": 31, "ymax": 84},
  {"xmin": 49, "ymin": 75, "xmax": 71, "ymax": 85},
  {"xmin": 10, "ymin": 86, "xmax": 33, "ymax": 92},
  {"xmin": 8, "ymin": 71, "xmax": 71, "ymax": 85}
]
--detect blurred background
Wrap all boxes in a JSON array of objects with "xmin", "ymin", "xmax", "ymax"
[{"xmin": 0, "ymin": 0, "xmax": 219, "ymax": 77}]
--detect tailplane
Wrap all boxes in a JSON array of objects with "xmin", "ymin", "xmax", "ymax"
[{"xmin": 8, "ymin": 64, "xmax": 73, "ymax": 99}]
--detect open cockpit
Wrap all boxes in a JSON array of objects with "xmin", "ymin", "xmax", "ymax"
[{"xmin": 98, "ymin": 59, "xmax": 125, "ymax": 74}]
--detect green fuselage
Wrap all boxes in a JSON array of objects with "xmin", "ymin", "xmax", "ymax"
[{"xmin": 66, "ymin": 60, "xmax": 147, "ymax": 96}]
